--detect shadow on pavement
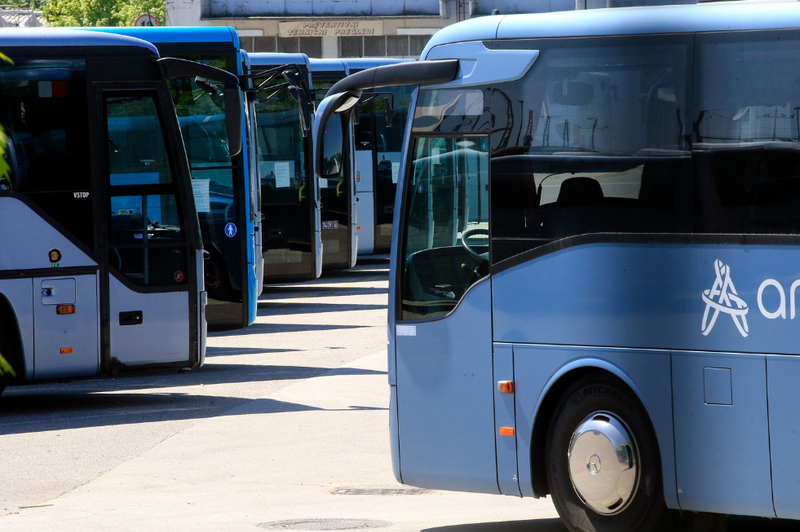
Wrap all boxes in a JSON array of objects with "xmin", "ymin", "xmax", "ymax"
[
  {"xmin": 211, "ymin": 322, "xmax": 371, "ymax": 337},
  {"xmin": 206, "ymin": 347, "xmax": 303, "ymax": 356},
  {"xmin": 257, "ymin": 302, "xmax": 387, "ymax": 316},
  {"xmin": 261, "ymin": 286, "xmax": 388, "ymax": 297},
  {"xmin": 424, "ymin": 519, "xmax": 567, "ymax": 532}
]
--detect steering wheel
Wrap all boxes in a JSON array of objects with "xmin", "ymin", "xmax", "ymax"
[{"xmin": 460, "ymin": 227, "xmax": 489, "ymax": 261}]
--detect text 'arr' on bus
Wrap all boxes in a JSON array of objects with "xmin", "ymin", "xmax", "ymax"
[
  {"xmin": 0, "ymin": 29, "xmax": 233, "ymax": 394},
  {"xmin": 314, "ymin": 3, "xmax": 800, "ymax": 531}
]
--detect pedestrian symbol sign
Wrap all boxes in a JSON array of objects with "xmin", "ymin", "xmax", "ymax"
[{"xmin": 225, "ymin": 222, "xmax": 237, "ymax": 237}]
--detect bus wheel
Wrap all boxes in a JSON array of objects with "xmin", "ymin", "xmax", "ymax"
[{"xmin": 545, "ymin": 374, "xmax": 673, "ymax": 532}]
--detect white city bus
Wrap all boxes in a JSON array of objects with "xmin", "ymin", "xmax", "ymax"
[{"xmin": 0, "ymin": 29, "xmax": 240, "ymax": 394}]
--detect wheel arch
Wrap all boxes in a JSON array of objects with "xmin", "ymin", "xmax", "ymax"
[
  {"xmin": 528, "ymin": 358, "xmax": 661, "ymax": 498},
  {"xmin": 0, "ymin": 291, "xmax": 26, "ymax": 383}
]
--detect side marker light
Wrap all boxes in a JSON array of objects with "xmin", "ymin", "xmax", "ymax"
[
  {"xmin": 499, "ymin": 427, "xmax": 515, "ymax": 437},
  {"xmin": 57, "ymin": 304, "xmax": 76, "ymax": 315},
  {"xmin": 60, "ymin": 347, "xmax": 73, "ymax": 354},
  {"xmin": 497, "ymin": 381, "xmax": 513, "ymax": 394}
]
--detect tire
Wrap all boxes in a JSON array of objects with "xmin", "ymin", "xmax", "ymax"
[{"xmin": 545, "ymin": 373, "xmax": 674, "ymax": 532}]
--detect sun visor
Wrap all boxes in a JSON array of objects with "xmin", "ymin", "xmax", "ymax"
[{"xmin": 424, "ymin": 41, "xmax": 539, "ymax": 89}]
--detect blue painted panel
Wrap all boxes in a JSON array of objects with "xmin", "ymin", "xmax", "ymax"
[
  {"xmin": 249, "ymin": 52, "xmax": 308, "ymax": 69},
  {"xmin": 395, "ymin": 279, "xmax": 498, "ymax": 494},
  {"xmin": 493, "ymin": 243, "xmax": 800, "ymax": 356},
  {"xmin": 90, "ymin": 26, "xmax": 239, "ymax": 48},
  {"xmin": 512, "ymin": 344, "xmax": 676, "ymax": 507},
  {"xmin": 703, "ymin": 367, "xmax": 732, "ymax": 405},
  {"xmin": 494, "ymin": 343, "xmax": 519, "ymax": 495},
  {"xmin": 672, "ymin": 351, "xmax": 773, "ymax": 517},
  {"xmin": 343, "ymin": 58, "xmax": 413, "ymax": 73},
  {"xmin": 767, "ymin": 355, "xmax": 800, "ymax": 519}
]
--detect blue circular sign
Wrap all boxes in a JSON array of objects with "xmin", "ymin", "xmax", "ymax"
[{"xmin": 224, "ymin": 222, "xmax": 237, "ymax": 238}]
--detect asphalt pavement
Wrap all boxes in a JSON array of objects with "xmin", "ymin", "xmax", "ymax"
[{"xmin": 0, "ymin": 258, "xmax": 561, "ymax": 532}]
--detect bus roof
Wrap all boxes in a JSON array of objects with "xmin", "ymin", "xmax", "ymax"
[
  {"xmin": 309, "ymin": 58, "xmax": 348, "ymax": 74},
  {"xmin": 343, "ymin": 57, "xmax": 415, "ymax": 73},
  {"xmin": 248, "ymin": 52, "xmax": 309, "ymax": 69},
  {"xmin": 0, "ymin": 28, "xmax": 159, "ymax": 55},
  {"xmin": 422, "ymin": 1, "xmax": 800, "ymax": 58},
  {"xmin": 89, "ymin": 26, "xmax": 240, "ymax": 49}
]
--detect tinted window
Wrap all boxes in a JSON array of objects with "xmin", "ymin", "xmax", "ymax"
[
  {"xmin": 401, "ymin": 136, "xmax": 489, "ymax": 320},
  {"xmin": 0, "ymin": 60, "xmax": 94, "ymax": 247},
  {"xmin": 694, "ymin": 30, "xmax": 800, "ymax": 235},
  {"xmin": 105, "ymin": 93, "xmax": 187, "ymax": 288},
  {"xmin": 489, "ymin": 36, "xmax": 694, "ymax": 263}
]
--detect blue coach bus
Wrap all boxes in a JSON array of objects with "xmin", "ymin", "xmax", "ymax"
[
  {"xmin": 0, "ymin": 29, "xmax": 235, "ymax": 393},
  {"xmin": 314, "ymin": 3, "xmax": 800, "ymax": 530},
  {"xmin": 95, "ymin": 26, "xmax": 261, "ymax": 329},
  {"xmin": 310, "ymin": 59, "xmax": 357, "ymax": 271},
  {"xmin": 246, "ymin": 52, "xmax": 321, "ymax": 282}
]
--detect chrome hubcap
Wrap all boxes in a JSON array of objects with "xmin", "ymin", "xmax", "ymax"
[{"xmin": 567, "ymin": 411, "xmax": 639, "ymax": 515}]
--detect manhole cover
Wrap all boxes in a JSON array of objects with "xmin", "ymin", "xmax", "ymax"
[
  {"xmin": 259, "ymin": 519, "xmax": 391, "ymax": 530},
  {"xmin": 329, "ymin": 487, "xmax": 431, "ymax": 496}
]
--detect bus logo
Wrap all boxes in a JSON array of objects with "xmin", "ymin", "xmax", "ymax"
[{"xmin": 701, "ymin": 259, "xmax": 749, "ymax": 338}]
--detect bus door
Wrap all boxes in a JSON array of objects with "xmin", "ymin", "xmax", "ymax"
[
  {"xmin": 354, "ymin": 99, "xmax": 375, "ymax": 255},
  {"xmin": 99, "ymin": 84, "xmax": 199, "ymax": 367},
  {"xmin": 394, "ymin": 131, "xmax": 497, "ymax": 493},
  {"xmin": 246, "ymin": 58, "xmax": 319, "ymax": 282},
  {"xmin": 319, "ymin": 112, "xmax": 357, "ymax": 270}
]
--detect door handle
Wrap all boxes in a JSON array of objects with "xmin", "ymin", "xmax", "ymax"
[{"xmin": 119, "ymin": 311, "xmax": 143, "ymax": 326}]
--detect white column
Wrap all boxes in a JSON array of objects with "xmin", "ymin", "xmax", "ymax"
[{"xmin": 322, "ymin": 35, "xmax": 338, "ymax": 58}]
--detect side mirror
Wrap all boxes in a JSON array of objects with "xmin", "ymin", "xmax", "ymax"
[
  {"xmin": 158, "ymin": 58, "xmax": 243, "ymax": 157},
  {"xmin": 313, "ymin": 91, "xmax": 360, "ymax": 179},
  {"xmin": 384, "ymin": 97, "xmax": 394, "ymax": 128},
  {"xmin": 223, "ymin": 86, "xmax": 243, "ymax": 157},
  {"xmin": 321, "ymin": 114, "xmax": 343, "ymax": 176},
  {"xmin": 287, "ymin": 85, "xmax": 314, "ymax": 138}
]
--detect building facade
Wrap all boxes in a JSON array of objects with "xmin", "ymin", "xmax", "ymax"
[{"xmin": 166, "ymin": 0, "xmax": 699, "ymax": 57}]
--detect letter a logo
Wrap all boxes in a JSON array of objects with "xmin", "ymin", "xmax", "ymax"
[{"xmin": 701, "ymin": 259, "xmax": 749, "ymax": 337}]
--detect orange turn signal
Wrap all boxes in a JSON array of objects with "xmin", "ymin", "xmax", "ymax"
[
  {"xmin": 57, "ymin": 305, "xmax": 75, "ymax": 315},
  {"xmin": 497, "ymin": 381, "xmax": 514, "ymax": 394},
  {"xmin": 60, "ymin": 347, "xmax": 73, "ymax": 354},
  {"xmin": 499, "ymin": 427, "xmax": 515, "ymax": 437}
]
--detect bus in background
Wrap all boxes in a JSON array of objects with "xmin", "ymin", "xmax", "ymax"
[
  {"xmin": 94, "ymin": 26, "xmax": 261, "ymax": 329},
  {"xmin": 344, "ymin": 58, "xmax": 413, "ymax": 256},
  {"xmin": 309, "ymin": 59, "xmax": 357, "ymax": 271},
  {"xmin": 246, "ymin": 53, "xmax": 321, "ymax": 282},
  {"xmin": 0, "ymin": 29, "xmax": 237, "ymax": 393},
  {"xmin": 315, "ymin": 3, "xmax": 800, "ymax": 531}
]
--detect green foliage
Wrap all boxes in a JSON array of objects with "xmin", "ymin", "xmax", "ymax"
[
  {"xmin": 0, "ymin": 353, "xmax": 16, "ymax": 378},
  {"xmin": 43, "ymin": 0, "xmax": 165, "ymax": 27}
]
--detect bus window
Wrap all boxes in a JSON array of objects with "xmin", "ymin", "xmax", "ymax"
[
  {"xmin": 489, "ymin": 36, "xmax": 693, "ymax": 263},
  {"xmin": 694, "ymin": 30, "xmax": 800, "ymax": 235},
  {"xmin": 0, "ymin": 60, "xmax": 93, "ymax": 247},
  {"xmin": 106, "ymin": 93, "xmax": 187, "ymax": 287},
  {"xmin": 400, "ymin": 136, "xmax": 489, "ymax": 320}
]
